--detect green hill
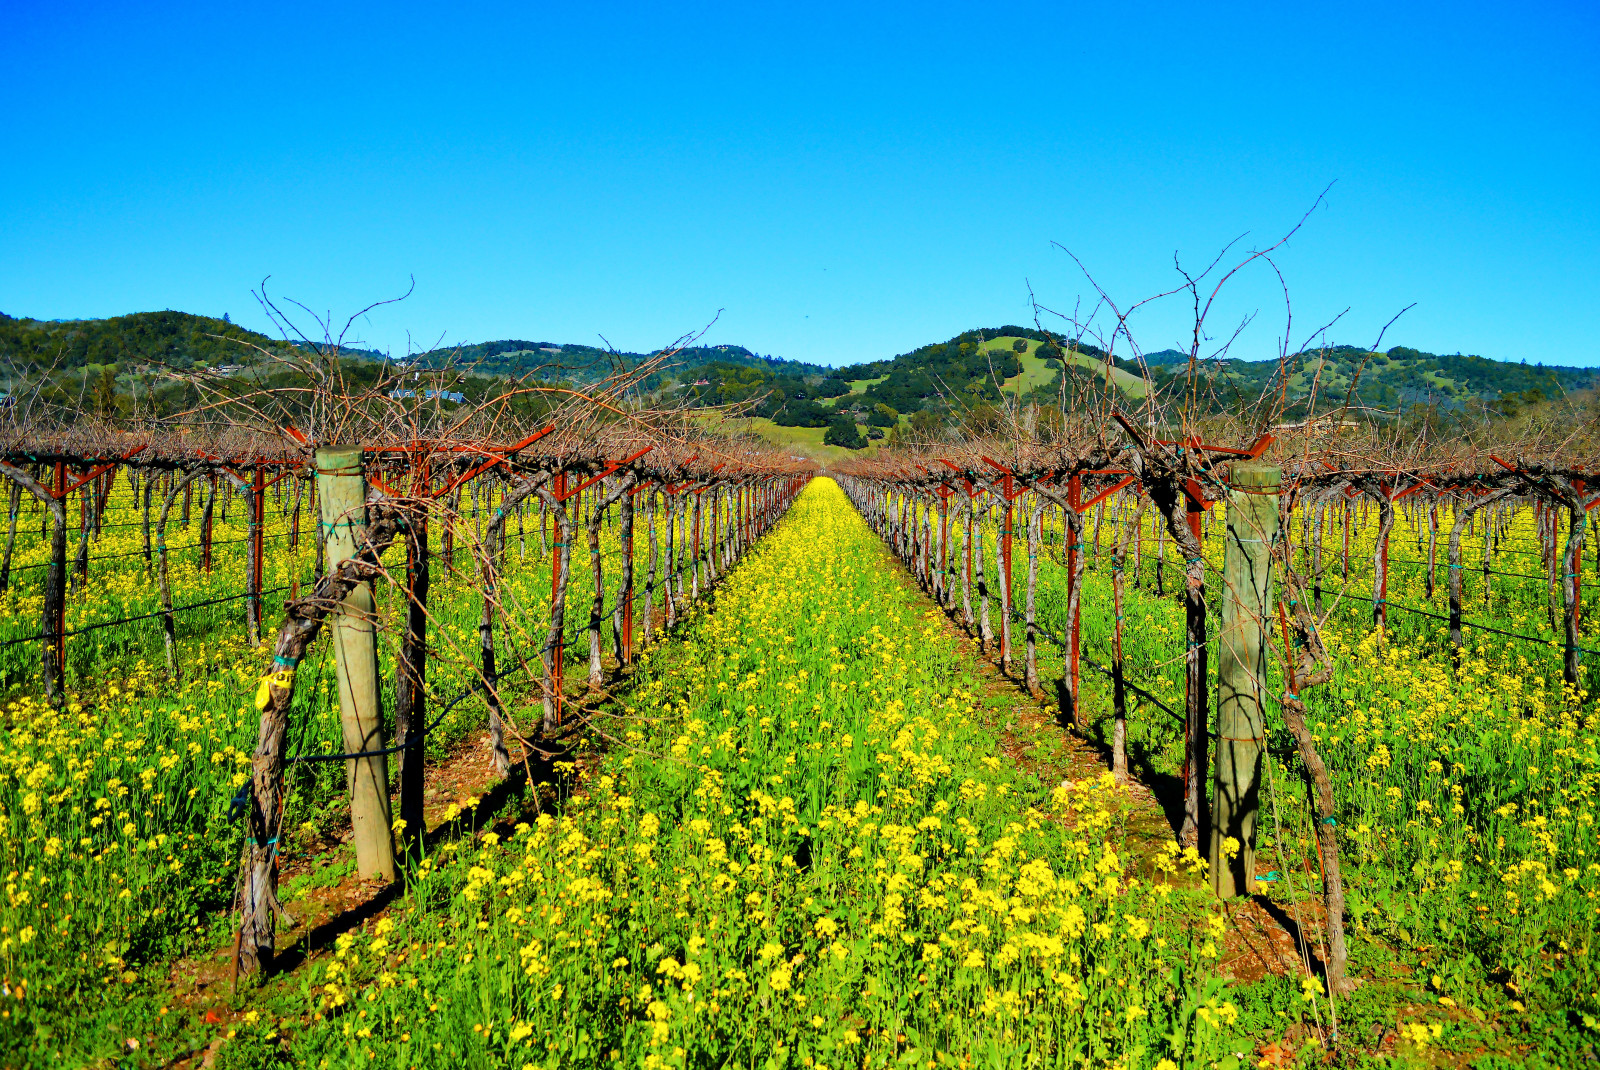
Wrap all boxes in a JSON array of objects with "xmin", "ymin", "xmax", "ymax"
[
  {"xmin": 819, "ymin": 326, "xmax": 1597, "ymax": 424},
  {"xmin": 410, "ymin": 339, "xmax": 833, "ymax": 391},
  {"xmin": 1130, "ymin": 343, "xmax": 1597, "ymax": 420},
  {"xmin": 0, "ymin": 310, "xmax": 283, "ymax": 372},
  {"xmin": 0, "ymin": 310, "xmax": 835, "ymax": 423}
]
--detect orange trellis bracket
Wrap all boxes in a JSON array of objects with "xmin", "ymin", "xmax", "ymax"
[
  {"xmin": 557, "ymin": 447, "xmax": 655, "ymax": 502},
  {"xmin": 53, "ymin": 444, "xmax": 147, "ymax": 499},
  {"xmin": 433, "ymin": 427, "xmax": 556, "ymax": 500}
]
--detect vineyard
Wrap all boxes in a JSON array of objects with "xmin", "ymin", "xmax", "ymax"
[{"xmin": 0, "ymin": 336, "xmax": 1596, "ymax": 1070}]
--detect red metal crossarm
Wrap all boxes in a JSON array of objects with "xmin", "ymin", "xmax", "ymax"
[
  {"xmin": 1153, "ymin": 433, "xmax": 1274, "ymax": 459},
  {"xmin": 1391, "ymin": 478, "xmax": 1435, "ymax": 502},
  {"xmin": 431, "ymin": 427, "xmax": 555, "ymax": 500},
  {"xmin": 282, "ymin": 424, "xmax": 310, "ymax": 446},
  {"xmin": 55, "ymin": 444, "xmax": 148, "ymax": 499},
  {"xmin": 1184, "ymin": 478, "xmax": 1207, "ymax": 507},
  {"xmin": 261, "ymin": 469, "xmax": 295, "ymax": 491},
  {"xmin": 980, "ymin": 455, "xmax": 1014, "ymax": 475},
  {"xmin": 1244, "ymin": 433, "xmax": 1276, "ymax": 459},
  {"xmin": 1079, "ymin": 475, "xmax": 1137, "ymax": 512},
  {"xmin": 557, "ymin": 446, "xmax": 655, "ymax": 502}
]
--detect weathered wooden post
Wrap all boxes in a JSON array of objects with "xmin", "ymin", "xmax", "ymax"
[
  {"xmin": 317, "ymin": 446, "xmax": 395, "ymax": 882},
  {"xmin": 619, "ymin": 485, "xmax": 637, "ymax": 665},
  {"xmin": 396, "ymin": 500, "xmax": 428, "ymax": 859},
  {"xmin": 999, "ymin": 473, "xmax": 1013, "ymax": 672},
  {"xmin": 1209, "ymin": 461, "xmax": 1280, "ymax": 898}
]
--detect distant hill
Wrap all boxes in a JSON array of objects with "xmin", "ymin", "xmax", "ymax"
[
  {"xmin": 6, "ymin": 310, "xmax": 1588, "ymax": 429},
  {"xmin": 827, "ymin": 327, "xmax": 1598, "ymax": 421},
  {"xmin": 0, "ymin": 309, "xmax": 283, "ymax": 371},
  {"xmin": 409, "ymin": 339, "xmax": 834, "ymax": 389},
  {"xmin": 1140, "ymin": 348, "xmax": 1189, "ymax": 366},
  {"xmin": 0, "ymin": 310, "xmax": 830, "ymax": 385},
  {"xmin": 1172, "ymin": 343, "xmax": 1598, "ymax": 419}
]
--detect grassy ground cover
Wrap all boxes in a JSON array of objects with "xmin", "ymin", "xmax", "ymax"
[
  {"xmin": 184, "ymin": 477, "xmax": 1252, "ymax": 1069},
  {"xmin": 942, "ymin": 493, "xmax": 1600, "ymax": 1065},
  {"xmin": 17, "ymin": 469, "xmax": 1600, "ymax": 1066},
  {"xmin": 0, "ymin": 478, "xmax": 717, "ymax": 1059}
]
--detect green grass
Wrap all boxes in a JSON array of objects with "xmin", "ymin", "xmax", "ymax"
[
  {"xmin": 185, "ymin": 479, "xmax": 1228, "ymax": 1069},
  {"xmin": 957, "ymin": 496, "xmax": 1600, "ymax": 1065},
  {"xmin": 711, "ymin": 415, "xmax": 881, "ymax": 464},
  {"xmin": 979, "ymin": 337, "xmax": 1150, "ymax": 400}
]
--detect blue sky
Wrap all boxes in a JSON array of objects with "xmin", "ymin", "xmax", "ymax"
[{"xmin": 2, "ymin": 1, "xmax": 1595, "ymax": 368}]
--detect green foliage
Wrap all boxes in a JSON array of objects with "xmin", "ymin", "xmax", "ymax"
[
  {"xmin": 1153, "ymin": 342, "xmax": 1595, "ymax": 421},
  {"xmin": 828, "ymin": 328, "xmax": 1035, "ymax": 416},
  {"xmin": 774, "ymin": 397, "xmax": 831, "ymax": 428},
  {"xmin": 822, "ymin": 415, "xmax": 865, "ymax": 448},
  {"xmin": 0, "ymin": 310, "xmax": 275, "ymax": 372}
]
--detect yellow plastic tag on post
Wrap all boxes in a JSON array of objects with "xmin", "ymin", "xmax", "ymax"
[{"xmin": 254, "ymin": 669, "xmax": 295, "ymax": 711}]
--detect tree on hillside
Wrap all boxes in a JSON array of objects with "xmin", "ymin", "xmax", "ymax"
[
  {"xmin": 823, "ymin": 415, "xmax": 865, "ymax": 449},
  {"xmin": 1012, "ymin": 337, "xmax": 1028, "ymax": 353}
]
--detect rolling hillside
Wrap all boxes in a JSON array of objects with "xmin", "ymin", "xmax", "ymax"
[
  {"xmin": 4, "ymin": 309, "xmax": 1589, "ymax": 456},
  {"xmin": 819, "ymin": 327, "xmax": 1597, "ymax": 424}
]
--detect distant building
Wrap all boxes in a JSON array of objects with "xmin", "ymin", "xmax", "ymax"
[{"xmin": 388, "ymin": 389, "xmax": 466, "ymax": 403}]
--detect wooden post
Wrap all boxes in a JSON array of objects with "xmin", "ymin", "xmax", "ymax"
[
  {"xmin": 1210, "ymin": 462, "xmax": 1279, "ymax": 898},
  {"xmin": 938, "ymin": 490, "xmax": 950, "ymax": 606},
  {"xmin": 250, "ymin": 467, "xmax": 265, "ymax": 642},
  {"xmin": 549, "ymin": 471, "xmax": 567, "ymax": 727},
  {"xmin": 1066, "ymin": 474, "xmax": 1083, "ymax": 711},
  {"xmin": 962, "ymin": 485, "xmax": 974, "ymax": 632},
  {"xmin": 1373, "ymin": 485, "xmax": 1393, "ymax": 632},
  {"xmin": 201, "ymin": 472, "xmax": 215, "ymax": 574},
  {"xmin": 317, "ymin": 446, "xmax": 395, "ymax": 882},
  {"xmin": 52, "ymin": 462, "xmax": 66, "ymax": 685},
  {"xmin": 621, "ymin": 486, "xmax": 636, "ymax": 665},
  {"xmin": 1564, "ymin": 484, "xmax": 1587, "ymax": 690},
  {"xmin": 1000, "ymin": 474, "xmax": 1014, "ymax": 672},
  {"xmin": 396, "ymin": 505, "xmax": 428, "ymax": 859}
]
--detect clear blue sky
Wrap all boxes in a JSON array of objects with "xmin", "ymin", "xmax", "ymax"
[{"xmin": 2, "ymin": 1, "xmax": 1595, "ymax": 368}]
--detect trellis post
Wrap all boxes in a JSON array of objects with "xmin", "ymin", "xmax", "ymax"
[
  {"xmin": 1209, "ymin": 462, "xmax": 1279, "ymax": 898},
  {"xmin": 621, "ymin": 485, "xmax": 637, "ymax": 665},
  {"xmin": 999, "ymin": 473, "xmax": 1014, "ymax": 672},
  {"xmin": 1066, "ymin": 473, "xmax": 1083, "ymax": 711},
  {"xmin": 549, "ymin": 470, "xmax": 567, "ymax": 726},
  {"xmin": 318, "ymin": 446, "xmax": 395, "ymax": 882},
  {"xmin": 250, "ymin": 466, "xmax": 265, "ymax": 640},
  {"xmin": 52, "ymin": 462, "xmax": 66, "ymax": 683}
]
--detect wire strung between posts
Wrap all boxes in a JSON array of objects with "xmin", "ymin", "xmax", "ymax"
[
  {"xmin": 997, "ymin": 603, "xmax": 1210, "ymax": 735},
  {"xmin": 5, "ymin": 524, "xmax": 297, "ymax": 566},
  {"xmin": 0, "ymin": 584, "xmax": 296, "ymax": 648},
  {"xmin": 284, "ymin": 560, "xmax": 717, "ymax": 764},
  {"xmin": 1379, "ymin": 598, "xmax": 1600, "ymax": 655}
]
